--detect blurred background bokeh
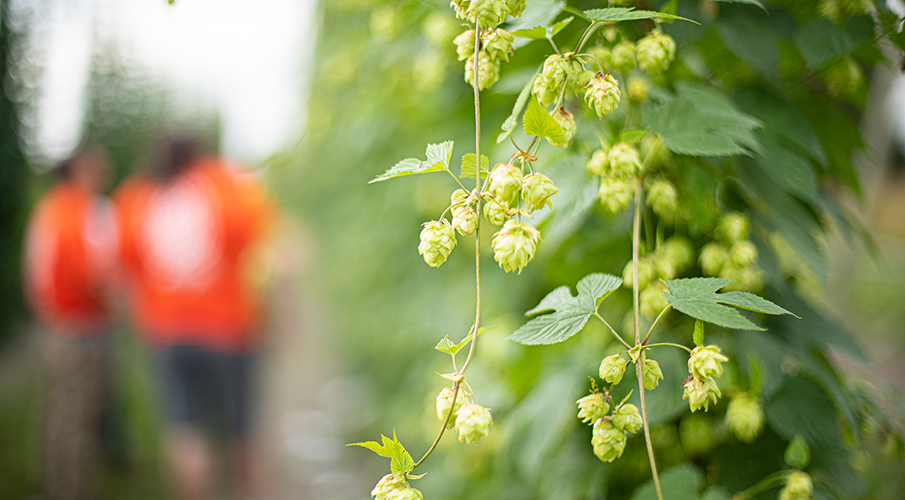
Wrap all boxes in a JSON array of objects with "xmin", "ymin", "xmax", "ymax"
[{"xmin": 3, "ymin": 0, "xmax": 905, "ymax": 499}]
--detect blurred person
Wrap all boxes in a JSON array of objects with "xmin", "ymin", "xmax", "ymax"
[
  {"xmin": 22, "ymin": 142, "xmax": 118, "ymax": 500},
  {"xmin": 115, "ymin": 134, "xmax": 275, "ymax": 500}
]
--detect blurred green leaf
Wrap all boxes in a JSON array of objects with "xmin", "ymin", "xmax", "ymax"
[
  {"xmin": 619, "ymin": 128, "xmax": 649, "ymax": 144},
  {"xmin": 785, "ymin": 434, "xmax": 812, "ymax": 468},
  {"xmin": 712, "ymin": 0, "xmax": 766, "ymax": 12},
  {"xmin": 794, "ymin": 16, "xmax": 873, "ymax": 69},
  {"xmin": 632, "ymin": 464, "xmax": 703, "ymax": 500},
  {"xmin": 644, "ymin": 84, "xmax": 761, "ymax": 156},
  {"xmin": 498, "ymin": 71, "xmax": 539, "ymax": 143},
  {"xmin": 765, "ymin": 376, "xmax": 839, "ymax": 447},
  {"xmin": 693, "ymin": 319, "xmax": 704, "ymax": 347}
]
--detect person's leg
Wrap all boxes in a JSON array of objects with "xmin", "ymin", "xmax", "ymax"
[
  {"xmin": 156, "ymin": 345, "xmax": 214, "ymax": 500},
  {"xmin": 217, "ymin": 349, "xmax": 266, "ymax": 500}
]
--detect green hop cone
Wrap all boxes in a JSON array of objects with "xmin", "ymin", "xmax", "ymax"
[
  {"xmin": 824, "ymin": 56, "xmax": 863, "ymax": 98},
  {"xmin": 653, "ymin": 256, "xmax": 676, "ymax": 280},
  {"xmin": 418, "ymin": 220, "xmax": 457, "ymax": 268},
  {"xmin": 589, "ymin": 46, "xmax": 612, "ymax": 70},
  {"xmin": 455, "ymin": 402, "xmax": 493, "ymax": 444},
  {"xmin": 371, "ymin": 474, "xmax": 407, "ymax": 500},
  {"xmin": 779, "ymin": 471, "xmax": 814, "ymax": 500},
  {"xmin": 628, "ymin": 77, "xmax": 649, "ymax": 102},
  {"xmin": 482, "ymin": 28, "xmax": 514, "ymax": 62},
  {"xmin": 451, "ymin": 206, "xmax": 478, "ymax": 236},
  {"xmin": 622, "ymin": 258, "xmax": 655, "ymax": 289},
  {"xmin": 641, "ymin": 134, "xmax": 671, "ymax": 168},
  {"xmin": 465, "ymin": 0, "xmax": 507, "ymax": 28},
  {"xmin": 487, "ymin": 164, "xmax": 524, "ymax": 206},
  {"xmin": 584, "ymin": 73, "xmax": 621, "ymax": 118},
  {"xmin": 642, "ymin": 358, "xmax": 664, "ymax": 390},
  {"xmin": 725, "ymin": 392, "xmax": 764, "ymax": 443},
  {"xmin": 640, "ymin": 284, "xmax": 669, "ymax": 319},
  {"xmin": 574, "ymin": 70, "xmax": 594, "ymax": 91},
  {"xmin": 682, "ymin": 376, "xmax": 722, "ymax": 412},
  {"xmin": 450, "ymin": 188, "xmax": 471, "ymax": 208},
  {"xmin": 465, "ymin": 53, "xmax": 501, "ymax": 90},
  {"xmin": 491, "ymin": 220, "xmax": 541, "ymax": 273},
  {"xmin": 636, "ymin": 30, "xmax": 676, "ymax": 75},
  {"xmin": 647, "ymin": 179, "xmax": 678, "ymax": 220},
  {"xmin": 717, "ymin": 212, "xmax": 749, "ymax": 243},
  {"xmin": 453, "ymin": 30, "xmax": 475, "ymax": 61},
  {"xmin": 577, "ymin": 393, "xmax": 609, "ymax": 424},
  {"xmin": 522, "ymin": 173, "xmax": 558, "ymax": 212},
  {"xmin": 723, "ymin": 266, "xmax": 764, "ymax": 292},
  {"xmin": 688, "ymin": 345, "xmax": 729, "ymax": 381},
  {"xmin": 505, "ymin": 0, "xmax": 526, "ymax": 17},
  {"xmin": 436, "ymin": 386, "xmax": 468, "ymax": 429},
  {"xmin": 599, "ymin": 354, "xmax": 627, "ymax": 385},
  {"xmin": 592, "ymin": 418, "xmax": 627, "ymax": 462},
  {"xmin": 611, "ymin": 42, "xmax": 635, "ymax": 74},
  {"xmin": 533, "ymin": 54, "xmax": 570, "ymax": 107},
  {"xmin": 386, "ymin": 487, "xmax": 424, "ymax": 500},
  {"xmin": 599, "ymin": 177, "xmax": 632, "ymax": 213},
  {"xmin": 730, "ymin": 239, "xmax": 758, "ymax": 267},
  {"xmin": 548, "ymin": 108, "xmax": 576, "ymax": 148},
  {"xmin": 483, "ymin": 197, "xmax": 509, "ymax": 225},
  {"xmin": 586, "ymin": 148, "xmax": 609, "ymax": 176},
  {"xmin": 662, "ymin": 236, "xmax": 695, "ymax": 270},
  {"xmin": 612, "ymin": 404, "xmax": 642, "ymax": 434},
  {"xmin": 607, "ymin": 142, "xmax": 642, "ymax": 177},
  {"xmin": 699, "ymin": 242, "xmax": 729, "ymax": 276},
  {"xmin": 450, "ymin": 0, "xmax": 470, "ymax": 20}
]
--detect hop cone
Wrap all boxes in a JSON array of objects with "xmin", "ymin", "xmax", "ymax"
[
  {"xmin": 599, "ymin": 354, "xmax": 627, "ymax": 384},
  {"xmin": 725, "ymin": 392, "xmax": 764, "ymax": 443},
  {"xmin": 584, "ymin": 73, "xmax": 621, "ymax": 118},
  {"xmin": 491, "ymin": 220, "xmax": 541, "ymax": 273},
  {"xmin": 436, "ymin": 386, "xmax": 468, "ymax": 429},
  {"xmin": 465, "ymin": 53, "xmax": 501, "ymax": 90},
  {"xmin": 483, "ymin": 198, "xmax": 508, "ymax": 225},
  {"xmin": 642, "ymin": 359, "xmax": 664, "ymax": 390},
  {"xmin": 607, "ymin": 142, "xmax": 642, "ymax": 177},
  {"xmin": 611, "ymin": 404, "xmax": 642, "ymax": 434},
  {"xmin": 482, "ymin": 28, "xmax": 514, "ymax": 62},
  {"xmin": 779, "ymin": 471, "xmax": 813, "ymax": 500},
  {"xmin": 636, "ymin": 31, "xmax": 676, "ymax": 75},
  {"xmin": 487, "ymin": 164, "xmax": 524, "ymax": 206},
  {"xmin": 371, "ymin": 474, "xmax": 406, "ymax": 500},
  {"xmin": 586, "ymin": 148, "xmax": 609, "ymax": 176},
  {"xmin": 465, "ymin": 0, "xmax": 507, "ymax": 28},
  {"xmin": 451, "ymin": 206, "xmax": 477, "ymax": 236},
  {"xmin": 592, "ymin": 418, "xmax": 627, "ymax": 462},
  {"xmin": 599, "ymin": 177, "xmax": 632, "ymax": 213},
  {"xmin": 418, "ymin": 220, "xmax": 456, "ymax": 267},
  {"xmin": 453, "ymin": 30, "xmax": 475, "ymax": 61},
  {"xmin": 577, "ymin": 393, "xmax": 609, "ymax": 424},
  {"xmin": 533, "ymin": 54, "xmax": 570, "ymax": 107},
  {"xmin": 610, "ymin": 42, "xmax": 635, "ymax": 74},
  {"xmin": 522, "ymin": 173, "xmax": 558, "ymax": 212},
  {"xmin": 688, "ymin": 345, "xmax": 729, "ymax": 381},
  {"xmin": 647, "ymin": 179, "xmax": 678, "ymax": 220},
  {"xmin": 506, "ymin": 0, "xmax": 526, "ymax": 17},
  {"xmin": 455, "ymin": 403, "xmax": 493, "ymax": 444},
  {"xmin": 386, "ymin": 488, "xmax": 424, "ymax": 500},
  {"xmin": 682, "ymin": 376, "xmax": 721, "ymax": 412},
  {"xmin": 548, "ymin": 107, "xmax": 576, "ymax": 148}
]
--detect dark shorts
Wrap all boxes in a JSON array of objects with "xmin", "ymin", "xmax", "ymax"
[{"xmin": 154, "ymin": 344, "xmax": 255, "ymax": 436}]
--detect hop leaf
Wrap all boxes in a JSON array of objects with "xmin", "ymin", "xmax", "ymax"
[
  {"xmin": 577, "ymin": 393, "xmax": 609, "ymax": 424},
  {"xmin": 599, "ymin": 354, "xmax": 627, "ymax": 385},
  {"xmin": 455, "ymin": 403, "xmax": 493, "ymax": 444},
  {"xmin": 491, "ymin": 220, "xmax": 541, "ymax": 273},
  {"xmin": 418, "ymin": 220, "xmax": 457, "ymax": 268}
]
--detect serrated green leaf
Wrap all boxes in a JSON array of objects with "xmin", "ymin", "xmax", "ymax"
[
  {"xmin": 713, "ymin": 0, "xmax": 767, "ymax": 12},
  {"xmin": 390, "ymin": 447, "xmax": 415, "ymax": 475},
  {"xmin": 511, "ymin": 26, "xmax": 547, "ymax": 39},
  {"xmin": 425, "ymin": 141, "xmax": 453, "ymax": 170},
  {"xmin": 511, "ymin": 273, "xmax": 621, "ymax": 345},
  {"xmin": 693, "ymin": 319, "xmax": 704, "ymax": 347},
  {"xmin": 551, "ymin": 17, "xmax": 574, "ymax": 36},
  {"xmin": 794, "ymin": 16, "xmax": 873, "ymax": 70},
  {"xmin": 435, "ymin": 336, "xmax": 455, "ymax": 354},
  {"xmin": 717, "ymin": 292, "xmax": 799, "ymax": 317},
  {"xmin": 461, "ymin": 154, "xmax": 490, "ymax": 179},
  {"xmin": 643, "ymin": 84, "xmax": 761, "ymax": 157},
  {"xmin": 785, "ymin": 434, "xmax": 812, "ymax": 468},
  {"xmin": 346, "ymin": 440, "xmax": 390, "ymax": 457},
  {"xmin": 523, "ymin": 96, "xmax": 563, "ymax": 143},
  {"xmin": 584, "ymin": 7, "xmax": 697, "ymax": 24},
  {"xmin": 498, "ymin": 70, "xmax": 540, "ymax": 144},
  {"xmin": 577, "ymin": 273, "xmax": 623, "ymax": 309},
  {"xmin": 619, "ymin": 128, "xmax": 649, "ymax": 144},
  {"xmin": 663, "ymin": 278, "xmax": 780, "ymax": 330}
]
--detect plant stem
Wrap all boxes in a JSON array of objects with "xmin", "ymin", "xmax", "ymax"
[
  {"xmin": 733, "ymin": 470, "xmax": 790, "ymax": 500},
  {"xmin": 592, "ymin": 312, "xmax": 632, "ymax": 350},
  {"xmin": 645, "ymin": 342, "xmax": 693, "ymax": 354},
  {"xmin": 633, "ymin": 179, "xmax": 663, "ymax": 500},
  {"xmin": 642, "ymin": 304, "xmax": 671, "ymax": 345},
  {"xmin": 413, "ymin": 22, "xmax": 484, "ymax": 472}
]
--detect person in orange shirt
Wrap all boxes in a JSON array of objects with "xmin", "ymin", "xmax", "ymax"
[
  {"xmin": 115, "ymin": 134, "xmax": 274, "ymax": 500},
  {"xmin": 22, "ymin": 142, "xmax": 118, "ymax": 500}
]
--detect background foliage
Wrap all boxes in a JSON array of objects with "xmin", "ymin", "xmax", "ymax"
[{"xmin": 280, "ymin": 0, "xmax": 905, "ymax": 498}]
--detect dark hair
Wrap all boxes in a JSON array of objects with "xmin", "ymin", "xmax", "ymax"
[{"xmin": 150, "ymin": 135, "xmax": 202, "ymax": 181}]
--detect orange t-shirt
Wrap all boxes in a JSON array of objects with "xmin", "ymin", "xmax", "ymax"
[
  {"xmin": 23, "ymin": 183, "xmax": 118, "ymax": 335},
  {"xmin": 115, "ymin": 159, "xmax": 274, "ymax": 351}
]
